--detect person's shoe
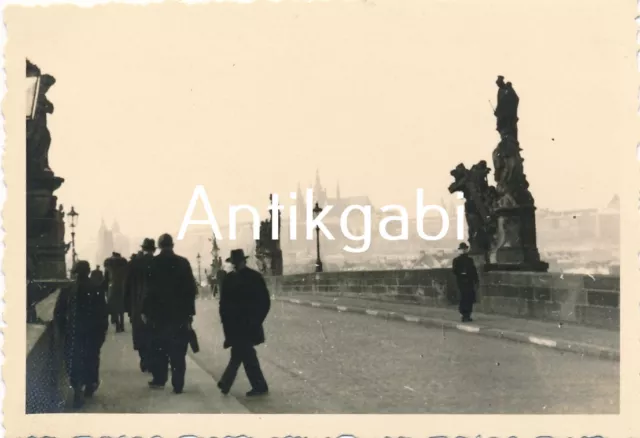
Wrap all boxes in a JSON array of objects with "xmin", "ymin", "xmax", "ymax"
[
  {"xmin": 148, "ymin": 381, "xmax": 165, "ymax": 389},
  {"xmin": 246, "ymin": 388, "xmax": 268, "ymax": 397},
  {"xmin": 173, "ymin": 387, "xmax": 183, "ymax": 394},
  {"xmin": 217, "ymin": 381, "xmax": 230, "ymax": 395}
]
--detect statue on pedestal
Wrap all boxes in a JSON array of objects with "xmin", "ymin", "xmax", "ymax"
[
  {"xmin": 26, "ymin": 59, "xmax": 67, "ymax": 281},
  {"xmin": 447, "ymin": 76, "xmax": 547, "ymax": 272},
  {"xmin": 254, "ymin": 195, "xmax": 284, "ymax": 276}
]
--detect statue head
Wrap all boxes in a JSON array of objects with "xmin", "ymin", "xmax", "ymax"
[{"xmin": 496, "ymin": 75, "xmax": 505, "ymax": 87}]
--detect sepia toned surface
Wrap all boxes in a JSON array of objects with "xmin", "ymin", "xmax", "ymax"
[{"xmin": 3, "ymin": 0, "xmax": 639, "ymax": 436}]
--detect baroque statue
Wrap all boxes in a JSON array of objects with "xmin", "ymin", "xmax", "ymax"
[
  {"xmin": 446, "ymin": 75, "xmax": 547, "ymax": 272},
  {"xmin": 494, "ymin": 75, "xmax": 519, "ymax": 141},
  {"xmin": 26, "ymin": 59, "xmax": 56, "ymax": 177},
  {"xmin": 491, "ymin": 76, "xmax": 533, "ymax": 209},
  {"xmin": 448, "ymin": 161, "xmax": 497, "ymax": 261}
]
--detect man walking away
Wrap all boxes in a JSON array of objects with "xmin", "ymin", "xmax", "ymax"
[
  {"xmin": 124, "ymin": 238, "xmax": 156, "ymax": 373},
  {"xmin": 104, "ymin": 252, "xmax": 128, "ymax": 333},
  {"xmin": 54, "ymin": 260, "xmax": 109, "ymax": 408},
  {"xmin": 452, "ymin": 242, "xmax": 479, "ymax": 322},
  {"xmin": 218, "ymin": 249, "xmax": 271, "ymax": 397},
  {"xmin": 90, "ymin": 264, "xmax": 104, "ymax": 290},
  {"xmin": 142, "ymin": 234, "xmax": 197, "ymax": 394}
]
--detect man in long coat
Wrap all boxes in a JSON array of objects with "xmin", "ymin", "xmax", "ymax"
[
  {"xmin": 217, "ymin": 249, "xmax": 271, "ymax": 397},
  {"xmin": 452, "ymin": 242, "xmax": 479, "ymax": 322},
  {"xmin": 54, "ymin": 260, "xmax": 109, "ymax": 409},
  {"xmin": 142, "ymin": 234, "xmax": 197, "ymax": 394},
  {"xmin": 89, "ymin": 264, "xmax": 104, "ymax": 290},
  {"xmin": 104, "ymin": 252, "xmax": 128, "ymax": 333},
  {"xmin": 124, "ymin": 238, "xmax": 156, "ymax": 372}
]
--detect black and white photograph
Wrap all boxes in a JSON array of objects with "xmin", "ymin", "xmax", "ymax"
[{"xmin": 5, "ymin": 0, "xmax": 636, "ymax": 435}]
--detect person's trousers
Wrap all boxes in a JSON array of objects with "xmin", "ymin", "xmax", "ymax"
[
  {"xmin": 459, "ymin": 295, "xmax": 474, "ymax": 320},
  {"xmin": 132, "ymin": 319, "xmax": 151, "ymax": 370},
  {"xmin": 112, "ymin": 312, "xmax": 125, "ymax": 332},
  {"xmin": 149, "ymin": 324, "xmax": 189, "ymax": 390},
  {"xmin": 219, "ymin": 344, "xmax": 268, "ymax": 391}
]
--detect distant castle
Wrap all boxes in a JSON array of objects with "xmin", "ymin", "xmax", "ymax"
[
  {"xmin": 95, "ymin": 219, "xmax": 131, "ymax": 265},
  {"xmin": 294, "ymin": 170, "xmax": 374, "ymax": 224}
]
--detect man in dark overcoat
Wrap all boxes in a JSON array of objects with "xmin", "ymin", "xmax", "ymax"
[
  {"xmin": 124, "ymin": 238, "xmax": 156, "ymax": 372},
  {"xmin": 90, "ymin": 264, "xmax": 105, "ymax": 290},
  {"xmin": 142, "ymin": 234, "xmax": 197, "ymax": 394},
  {"xmin": 54, "ymin": 260, "xmax": 109, "ymax": 409},
  {"xmin": 217, "ymin": 249, "xmax": 271, "ymax": 397},
  {"xmin": 104, "ymin": 252, "xmax": 128, "ymax": 333},
  {"xmin": 452, "ymin": 242, "xmax": 479, "ymax": 322}
]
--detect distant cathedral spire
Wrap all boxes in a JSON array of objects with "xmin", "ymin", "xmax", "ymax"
[{"xmin": 313, "ymin": 170, "xmax": 326, "ymax": 205}]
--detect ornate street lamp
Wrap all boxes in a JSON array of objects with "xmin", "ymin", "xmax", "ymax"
[
  {"xmin": 26, "ymin": 74, "xmax": 41, "ymax": 120},
  {"xmin": 313, "ymin": 202, "xmax": 323, "ymax": 273},
  {"xmin": 196, "ymin": 253, "xmax": 202, "ymax": 284},
  {"xmin": 67, "ymin": 206, "xmax": 79, "ymax": 264}
]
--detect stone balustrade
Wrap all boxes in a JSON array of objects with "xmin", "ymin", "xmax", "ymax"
[{"xmin": 265, "ymin": 269, "xmax": 620, "ymax": 330}]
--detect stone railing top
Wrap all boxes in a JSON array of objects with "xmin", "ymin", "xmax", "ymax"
[
  {"xmin": 27, "ymin": 287, "xmax": 63, "ymax": 355},
  {"xmin": 266, "ymin": 269, "xmax": 619, "ymax": 281}
]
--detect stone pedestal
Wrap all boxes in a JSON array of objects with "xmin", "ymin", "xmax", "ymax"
[
  {"xmin": 27, "ymin": 173, "xmax": 67, "ymax": 280},
  {"xmin": 485, "ymin": 205, "xmax": 549, "ymax": 272}
]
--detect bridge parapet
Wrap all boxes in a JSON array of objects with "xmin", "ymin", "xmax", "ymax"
[{"xmin": 266, "ymin": 269, "xmax": 620, "ymax": 330}]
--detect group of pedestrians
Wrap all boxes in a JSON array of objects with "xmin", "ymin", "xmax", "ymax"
[
  {"xmin": 55, "ymin": 231, "xmax": 273, "ymax": 409},
  {"xmin": 55, "ymin": 233, "xmax": 197, "ymax": 408}
]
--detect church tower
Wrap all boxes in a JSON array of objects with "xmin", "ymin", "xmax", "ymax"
[
  {"xmin": 313, "ymin": 169, "xmax": 326, "ymax": 205},
  {"xmin": 296, "ymin": 182, "xmax": 304, "ymax": 221}
]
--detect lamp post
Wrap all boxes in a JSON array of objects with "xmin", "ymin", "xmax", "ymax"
[
  {"xmin": 67, "ymin": 206, "xmax": 79, "ymax": 265},
  {"xmin": 312, "ymin": 202, "xmax": 323, "ymax": 273},
  {"xmin": 196, "ymin": 253, "xmax": 202, "ymax": 284},
  {"xmin": 26, "ymin": 74, "xmax": 41, "ymax": 120}
]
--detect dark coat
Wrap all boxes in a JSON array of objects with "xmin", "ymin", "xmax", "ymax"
[
  {"xmin": 215, "ymin": 269, "xmax": 227, "ymax": 294},
  {"xmin": 104, "ymin": 255, "xmax": 128, "ymax": 314},
  {"xmin": 89, "ymin": 269, "xmax": 104, "ymax": 290},
  {"xmin": 452, "ymin": 253, "xmax": 479, "ymax": 303},
  {"xmin": 124, "ymin": 253, "xmax": 154, "ymax": 349},
  {"xmin": 142, "ymin": 249, "xmax": 197, "ymax": 327},
  {"xmin": 219, "ymin": 267, "xmax": 271, "ymax": 348},
  {"xmin": 54, "ymin": 276, "xmax": 108, "ymax": 384}
]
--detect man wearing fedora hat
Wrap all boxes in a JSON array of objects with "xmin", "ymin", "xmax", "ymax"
[
  {"xmin": 218, "ymin": 248, "xmax": 271, "ymax": 397},
  {"xmin": 452, "ymin": 242, "xmax": 479, "ymax": 322},
  {"xmin": 142, "ymin": 233, "xmax": 197, "ymax": 394},
  {"xmin": 124, "ymin": 237, "xmax": 157, "ymax": 373}
]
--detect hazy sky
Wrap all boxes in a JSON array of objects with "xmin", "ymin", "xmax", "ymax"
[{"xmin": 9, "ymin": 0, "xmax": 628, "ymax": 252}]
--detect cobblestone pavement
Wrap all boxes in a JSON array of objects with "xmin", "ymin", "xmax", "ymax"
[{"xmin": 190, "ymin": 297, "xmax": 619, "ymax": 414}]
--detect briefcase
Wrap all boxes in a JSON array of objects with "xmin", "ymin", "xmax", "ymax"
[{"xmin": 188, "ymin": 326, "xmax": 200, "ymax": 353}]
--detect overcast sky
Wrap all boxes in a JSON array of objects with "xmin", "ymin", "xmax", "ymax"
[{"xmin": 10, "ymin": 0, "xmax": 628, "ymax": 252}]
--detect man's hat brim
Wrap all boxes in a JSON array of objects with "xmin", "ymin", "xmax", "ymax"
[{"xmin": 226, "ymin": 255, "xmax": 250, "ymax": 263}]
